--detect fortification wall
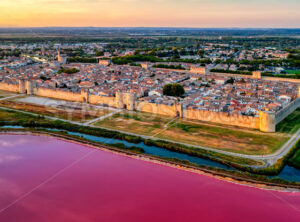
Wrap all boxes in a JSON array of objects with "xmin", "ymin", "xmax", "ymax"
[
  {"xmin": 0, "ymin": 82, "xmax": 19, "ymax": 93},
  {"xmin": 190, "ymin": 66, "xmax": 206, "ymax": 74},
  {"xmin": 209, "ymin": 72, "xmax": 252, "ymax": 79},
  {"xmin": 263, "ymin": 77, "xmax": 300, "ymax": 83},
  {"xmin": 33, "ymin": 87, "xmax": 84, "ymax": 102},
  {"xmin": 152, "ymin": 67, "xmax": 190, "ymax": 74},
  {"xmin": 89, "ymin": 94, "xmax": 116, "ymax": 107},
  {"xmin": 209, "ymin": 71, "xmax": 300, "ymax": 83},
  {"xmin": 183, "ymin": 108, "xmax": 260, "ymax": 129},
  {"xmin": 1, "ymin": 78, "xmax": 299, "ymax": 133},
  {"xmin": 135, "ymin": 101, "xmax": 179, "ymax": 117},
  {"xmin": 275, "ymin": 97, "xmax": 300, "ymax": 124}
]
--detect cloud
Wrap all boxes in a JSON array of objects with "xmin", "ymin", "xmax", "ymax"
[
  {"xmin": 0, "ymin": 138, "xmax": 28, "ymax": 148},
  {"xmin": 0, "ymin": 178, "xmax": 22, "ymax": 197},
  {"xmin": 0, "ymin": 154, "xmax": 23, "ymax": 164}
]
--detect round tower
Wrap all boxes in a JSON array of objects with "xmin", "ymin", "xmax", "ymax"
[
  {"xmin": 252, "ymin": 71, "xmax": 261, "ymax": 79},
  {"xmin": 81, "ymin": 89, "xmax": 89, "ymax": 103},
  {"xmin": 259, "ymin": 111, "xmax": 276, "ymax": 132},
  {"xmin": 18, "ymin": 79, "xmax": 26, "ymax": 94},
  {"xmin": 174, "ymin": 101, "xmax": 183, "ymax": 117},
  {"xmin": 115, "ymin": 91, "xmax": 124, "ymax": 109},
  {"xmin": 126, "ymin": 93, "xmax": 136, "ymax": 111},
  {"xmin": 26, "ymin": 80, "xmax": 34, "ymax": 95}
]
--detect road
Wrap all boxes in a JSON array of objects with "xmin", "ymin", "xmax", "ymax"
[
  {"xmin": 83, "ymin": 109, "xmax": 122, "ymax": 125},
  {"xmin": 0, "ymin": 95, "xmax": 22, "ymax": 101}
]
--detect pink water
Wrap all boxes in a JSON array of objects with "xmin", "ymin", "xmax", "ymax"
[{"xmin": 0, "ymin": 135, "xmax": 300, "ymax": 222}]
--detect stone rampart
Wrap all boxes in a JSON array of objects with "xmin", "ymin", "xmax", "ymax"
[
  {"xmin": 1, "ymin": 79, "xmax": 299, "ymax": 132},
  {"xmin": 33, "ymin": 87, "xmax": 85, "ymax": 102},
  {"xmin": 135, "ymin": 101, "xmax": 180, "ymax": 117},
  {"xmin": 89, "ymin": 94, "xmax": 115, "ymax": 107},
  {"xmin": 209, "ymin": 71, "xmax": 300, "ymax": 84},
  {"xmin": 183, "ymin": 108, "xmax": 260, "ymax": 129},
  {"xmin": 0, "ymin": 82, "xmax": 19, "ymax": 93},
  {"xmin": 275, "ymin": 97, "xmax": 300, "ymax": 124}
]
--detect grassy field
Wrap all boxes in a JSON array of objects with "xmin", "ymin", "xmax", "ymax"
[
  {"xmin": 0, "ymin": 109, "xmax": 264, "ymax": 167},
  {"xmin": 286, "ymin": 70, "xmax": 300, "ymax": 75},
  {"xmin": 276, "ymin": 108, "xmax": 300, "ymax": 134},
  {"xmin": 95, "ymin": 111, "xmax": 175, "ymax": 135},
  {"xmin": 0, "ymin": 109, "xmax": 30, "ymax": 121},
  {"xmin": 0, "ymin": 99, "xmax": 111, "ymax": 123},
  {"xmin": 288, "ymin": 149, "xmax": 300, "ymax": 169},
  {"xmin": 278, "ymin": 108, "xmax": 300, "ymax": 170},
  {"xmin": 94, "ymin": 111, "xmax": 289, "ymax": 155}
]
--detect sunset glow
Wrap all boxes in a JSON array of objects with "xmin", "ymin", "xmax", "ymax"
[{"xmin": 1, "ymin": 0, "xmax": 299, "ymax": 27}]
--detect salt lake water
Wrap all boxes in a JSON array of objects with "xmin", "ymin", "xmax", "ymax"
[{"xmin": 0, "ymin": 134, "xmax": 300, "ymax": 222}]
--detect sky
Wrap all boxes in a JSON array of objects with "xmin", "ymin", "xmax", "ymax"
[{"xmin": 0, "ymin": 0, "xmax": 299, "ymax": 28}]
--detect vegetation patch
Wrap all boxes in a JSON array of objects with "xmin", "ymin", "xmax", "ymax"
[
  {"xmin": 276, "ymin": 108, "xmax": 300, "ymax": 134},
  {"xmin": 153, "ymin": 64, "xmax": 185, "ymax": 70},
  {"xmin": 288, "ymin": 149, "xmax": 300, "ymax": 169},
  {"xmin": 95, "ymin": 111, "xmax": 288, "ymax": 155},
  {"xmin": 57, "ymin": 67, "xmax": 79, "ymax": 74},
  {"xmin": 163, "ymin": 83, "xmax": 185, "ymax": 97}
]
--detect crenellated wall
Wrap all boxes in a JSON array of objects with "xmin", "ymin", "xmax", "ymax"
[
  {"xmin": 0, "ymin": 79, "xmax": 299, "ymax": 132},
  {"xmin": 135, "ymin": 101, "xmax": 182, "ymax": 117},
  {"xmin": 275, "ymin": 97, "xmax": 300, "ymax": 125},
  {"xmin": 33, "ymin": 87, "xmax": 86, "ymax": 103},
  {"xmin": 183, "ymin": 108, "xmax": 260, "ymax": 129},
  {"xmin": 190, "ymin": 66, "xmax": 206, "ymax": 74},
  {"xmin": 89, "ymin": 94, "xmax": 115, "ymax": 106},
  {"xmin": 0, "ymin": 82, "xmax": 19, "ymax": 93}
]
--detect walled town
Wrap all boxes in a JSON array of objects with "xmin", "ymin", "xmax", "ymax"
[{"xmin": 1, "ymin": 40, "xmax": 300, "ymax": 132}]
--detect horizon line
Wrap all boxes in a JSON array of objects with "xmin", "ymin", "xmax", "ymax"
[{"xmin": 0, "ymin": 26, "xmax": 300, "ymax": 29}]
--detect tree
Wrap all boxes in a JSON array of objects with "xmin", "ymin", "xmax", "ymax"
[
  {"xmin": 226, "ymin": 77, "xmax": 235, "ymax": 84},
  {"xmin": 95, "ymin": 50, "xmax": 104, "ymax": 56},
  {"xmin": 163, "ymin": 83, "xmax": 185, "ymax": 97},
  {"xmin": 197, "ymin": 49, "xmax": 205, "ymax": 57},
  {"xmin": 58, "ymin": 67, "xmax": 79, "ymax": 74},
  {"xmin": 40, "ymin": 76, "xmax": 51, "ymax": 81}
]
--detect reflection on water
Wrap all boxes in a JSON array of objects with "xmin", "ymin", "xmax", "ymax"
[{"xmin": 0, "ymin": 134, "xmax": 299, "ymax": 222}]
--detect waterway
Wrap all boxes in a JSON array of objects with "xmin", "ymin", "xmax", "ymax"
[
  {"xmin": 1, "ymin": 125, "xmax": 300, "ymax": 183},
  {"xmin": 0, "ymin": 134, "xmax": 299, "ymax": 221}
]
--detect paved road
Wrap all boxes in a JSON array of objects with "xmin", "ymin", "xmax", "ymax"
[
  {"xmin": 83, "ymin": 109, "xmax": 122, "ymax": 126},
  {"xmin": 1, "ymin": 96, "xmax": 300, "ymax": 167},
  {"xmin": 0, "ymin": 95, "xmax": 22, "ymax": 101}
]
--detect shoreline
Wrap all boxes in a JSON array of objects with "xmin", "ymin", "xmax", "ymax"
[{"xmin": 1, "ymin": 130, "xmax": 300, "ymax": 193}]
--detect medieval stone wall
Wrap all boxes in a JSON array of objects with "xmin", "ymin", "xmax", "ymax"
[
  {"xmin": 33, "ymin": 87, "xmax": 85, "ymax": 102},
  {"xmin": 182, "ymin": 108, "xmax": 260, "ymax": 129},
  {"xmin": 135, "ymin": 101, "xmax": 180, "ymax": 117},
  {"xmin": 263, "ymin": 77, "xmax": 300, "ymax": 84},
  {"xmin": 1, "ymin": 79, "xmax": 299, "ymax": 132},
  {"xmin": 0, "ymin": 82, "xmax": 19, "ymax": 93},
  {"xmin": 190, "ymin": 66, "xmax": 206, "ymax": 74},
  {"xmin": 259, "ymin": 111, "xmax": 276, "ymax": 132},
  {"xmin": 89, "ymin": 94, "xmax": 115, "ymax": 107},
  {"xmin": 275, "ymin": 97, "xmax": 300, "ymax": 124}
]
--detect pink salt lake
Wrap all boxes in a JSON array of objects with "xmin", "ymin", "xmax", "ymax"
[{"xmin": 0, "ymin": 134, "xmax": 300, "ymax": 222}]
